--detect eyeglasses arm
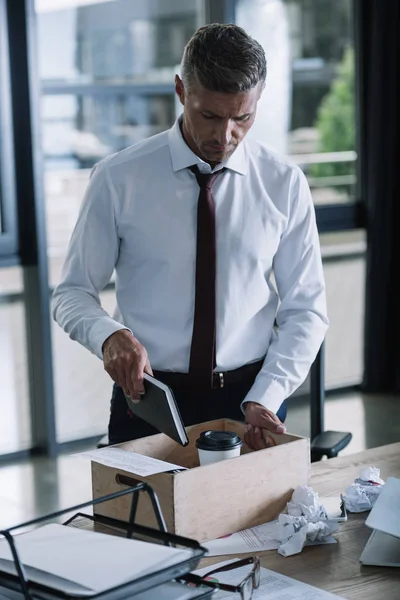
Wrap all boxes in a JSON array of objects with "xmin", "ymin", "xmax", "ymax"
[
  {"xmin": 203, "ymin": 556, "xmax": 255, "ymax": 577},
  {"xmin": 179, "ymin": 573, "xmax": 238, "ymax": 593}
]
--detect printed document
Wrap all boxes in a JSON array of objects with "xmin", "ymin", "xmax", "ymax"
[
  {"xmin": 205, "ymin": 522, "xmax": 280, "ymax": 555},
  {"xmin": 77, "ymin": 446, "xmax": 185, "ymax": 476},
  {"xmin": 205, "ymin": 522, "xmax": 336, "ymax": 557},
  {"xmin": 194, "ymin": 560, "xmax": 345, "ymax": 599}
]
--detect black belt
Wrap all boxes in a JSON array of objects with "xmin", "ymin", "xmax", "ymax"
[{"xmin": 153, "ymin": 359, "xmax": 264, "ymax": 390}]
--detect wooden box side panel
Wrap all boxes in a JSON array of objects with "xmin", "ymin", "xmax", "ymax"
[
  {"xmin": 113, "ymin": 419, "xmax": 306, "ymax": 468},
  {"xmin": 219, "ymin": 419, "xmax": 307, "ymax": 455},
  {"xmin": 91, "ymin": 463, "xmax": 175, "ymax": 532},
  {"xmin": 111, "ymin": 419, "xmax": 306, "ymax": 466},
  {"xmin": 173, "ymin": 437, "xmax": 310, "ymax": 542},
  {"xmin": 119, "ymin": 421, "xmax": 228, "ymax": 469}
]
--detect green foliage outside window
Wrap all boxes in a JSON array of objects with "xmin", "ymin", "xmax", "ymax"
[{"xmin": 312, "ymin": 47, "xmax": 356, "ymax": 179}]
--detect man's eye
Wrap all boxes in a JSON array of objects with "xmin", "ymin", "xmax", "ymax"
[
  {"xmin": 202, "ymin": 114, "xmax": 214, "ymax": 120},
  {"xmin": 236, "ymin": 116, "xmax": 250, "ymax": 123}
]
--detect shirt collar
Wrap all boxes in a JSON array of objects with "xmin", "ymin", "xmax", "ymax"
[{"xmin": 168, "ymin": 118, "xmax": 247, "ymax": 176}]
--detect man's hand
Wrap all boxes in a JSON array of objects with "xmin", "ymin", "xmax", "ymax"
[
  {"xmin": 102, "ymin": 330, "xmax": 153, "ymax": 401},
  {"xmin": 244, "ymin": 401, "xmax": 286, "ymax": 451}
]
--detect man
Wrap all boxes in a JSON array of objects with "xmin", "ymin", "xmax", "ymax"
[{"xmin": 52, "ymin": 24, "xmax": 329, "ymax": 450}]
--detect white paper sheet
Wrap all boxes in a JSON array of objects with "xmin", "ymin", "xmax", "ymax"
[
  {"xmin": 194, "ymin": 560, "xmax": 345, "ymax": 599},
  {"xmin": 205, "ymin": 521, "xmax": 337, "ymax": 557},
  {"xmin": 0, "ymin": 524, "xmax": 191, "ymax": 596},
  {"xmin": 76, "ymin": 447, "xmax": 185, "ymax": 476},
  {"xmin": 205, "ymin": 522, "xmax": 280, "ymax": 556}
]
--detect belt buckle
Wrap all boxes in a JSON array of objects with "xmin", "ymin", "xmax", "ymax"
[
  {"xmin": 212, "ymin": 371, "xmax": 225, "ymax": 389},
  {"xmin": 218, "ymin": 372, "xmax": 224, "ymax": 388}
]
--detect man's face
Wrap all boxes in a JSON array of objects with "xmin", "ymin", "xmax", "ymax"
[{"xmin": 175, "ymin": 75, "xmax": 262, "ymax": 166}]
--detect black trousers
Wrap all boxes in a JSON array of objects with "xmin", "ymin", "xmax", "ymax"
[{"xmin": 108, "ymin": 372, "xmax": 287, "ymax": 445}]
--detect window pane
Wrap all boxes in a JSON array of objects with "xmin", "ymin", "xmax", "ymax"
[
  {"xmin": 321, "ymin": 230, "xmax": 366, "ymax": 388},
  {"xmin": 290, "ymin": 229, "xmax": 365, "ymax": 398},
  {"xmin": 37, "ymin": 0, "xmax": 201, "ymax": 291},
  {"xmin": 36, "ymin": 0, "xmax": 203, "ymax": 442},
  {"xmin": 235, "ymin": 0, "xmax": 357, "ymax": 205},
  {"xmin": 42, "ymin": 94, "xmax": 176, "ymax": 171},
  {"xmin": 0, "ymin": 267, "xmax": 32, "ymax": 454},
  {"xmin": 51, "ymin": 289, "xmax": 115, "ymax": 443},
  {"xmin": 43, "ymin": 93, "xmax": 176, "ymax": 288},
  {"xmin": 36, "ymin": 0, "xmax": 201, "ymax": 85}
]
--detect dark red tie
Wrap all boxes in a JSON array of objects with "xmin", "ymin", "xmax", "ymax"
[{"xmin": 188, "ymin": 165, "xmax": 225, "ymax": 386}]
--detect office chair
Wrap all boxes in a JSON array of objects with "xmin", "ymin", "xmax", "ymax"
[{"xmin": 309, "ymin": 341, "xmax": 352, "ymax": 461}]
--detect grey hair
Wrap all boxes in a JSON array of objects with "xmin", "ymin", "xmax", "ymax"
[{"xmin": 180, "ymin": 23, "xmax": 267, "ymax": 93}]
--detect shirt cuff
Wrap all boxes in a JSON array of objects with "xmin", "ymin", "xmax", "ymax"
[
  {"xmin": 240, "ymin": 376, "xmax": 286, "ymax": 415},
  {"xmin": 88, "ymin": 317, "xmax": 132, "ymax": 359}
]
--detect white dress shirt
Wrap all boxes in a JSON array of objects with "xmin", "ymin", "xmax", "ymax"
[{"xmin": 52, "ymin": 119, "xmax": 329, "ymax": 414}]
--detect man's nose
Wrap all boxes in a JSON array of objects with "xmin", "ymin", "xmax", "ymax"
[{"xmin": 214, "ymin": 120, "xmax": 233, "ymax": 146}]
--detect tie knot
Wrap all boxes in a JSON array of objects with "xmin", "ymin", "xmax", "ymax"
[{"xmin": 190, "ymin": 165, "xmax": 225, "ymax": 190}]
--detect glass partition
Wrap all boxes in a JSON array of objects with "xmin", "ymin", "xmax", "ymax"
[{"xmin": 35, "ymin": 0, "xmax": 204, "ymax": 442}]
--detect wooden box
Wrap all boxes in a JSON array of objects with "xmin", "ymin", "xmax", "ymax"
[{"xmin": 91, "ymin": 418, "xmax": 310, "ymax": 543}]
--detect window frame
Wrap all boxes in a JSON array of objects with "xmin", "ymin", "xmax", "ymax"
[{"xmin": 0, "ymin": 0, "xmax": 18, "ymax": 260}]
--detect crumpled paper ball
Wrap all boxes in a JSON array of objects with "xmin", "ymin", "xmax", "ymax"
[
  {"xmin": 271, "ymin": 486, "xmax": 339, "ymax": 557},
  {"xmin": 342, "ymin": 466, "xmax": 385, "ymax": 513},
  {"xmin": 287, "ymin": 485, "xmax": 330, "ymax": 521}
]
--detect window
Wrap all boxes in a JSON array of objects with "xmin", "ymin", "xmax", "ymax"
[
  {"xmin": 35, "ymin": 0, "xmax": 204, "ymax": 442},
  {"xmin": 235, "ymin": 0, "xmax": 357, "ymax": 207},
  {"xmin": 235, "ymin": 0, "xmax": 364, "ymax": 389}
]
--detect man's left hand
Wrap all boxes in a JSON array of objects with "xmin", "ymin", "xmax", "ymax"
[{"xmin": 244, "ymin": 402, "xmax": 286, "ymax": 451}]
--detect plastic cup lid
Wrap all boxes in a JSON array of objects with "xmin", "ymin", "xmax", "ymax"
[{"xmin": 195, "ymin": 430, "xmax": 243, "ymax": 451}]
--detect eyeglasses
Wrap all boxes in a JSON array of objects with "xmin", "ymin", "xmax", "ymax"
[{"xmin": 180, "ymin": 556, "xmax": 260, "ymax": 600}]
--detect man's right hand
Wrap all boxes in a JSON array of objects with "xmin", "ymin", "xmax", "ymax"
[{"xmin": 102, "ymin": 330, "xmax": 153, "ymax": 401}]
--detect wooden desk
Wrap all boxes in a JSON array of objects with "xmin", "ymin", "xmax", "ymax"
[
  {"xmin": 72, "ymin": 443, "xmax": 399, "ymax": 598},
  {"xmin": 205, "ymin": 442, "xmax": 400, "ymax": 599}
]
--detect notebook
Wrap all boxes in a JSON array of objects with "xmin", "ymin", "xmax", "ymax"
[
  {"xmin": 0, "ymin": 524, "xmax": 193, "ymax": 597},
  {"xmin": 360, "ymin": 476, "xmax": 400, "ymax": 567},
  {"xmin": 125, "ymin": 373, "xmax": 189, "ymax": 446}
]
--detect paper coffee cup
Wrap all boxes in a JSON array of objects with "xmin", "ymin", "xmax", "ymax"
[{"xmin": 195, "ymin": 430, "xmax": 243, "ymax": 466}]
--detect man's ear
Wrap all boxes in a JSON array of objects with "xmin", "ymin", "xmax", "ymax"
[{"xmin": 175, "ymin": 75, "xmax": 185, "ymax": 106}]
